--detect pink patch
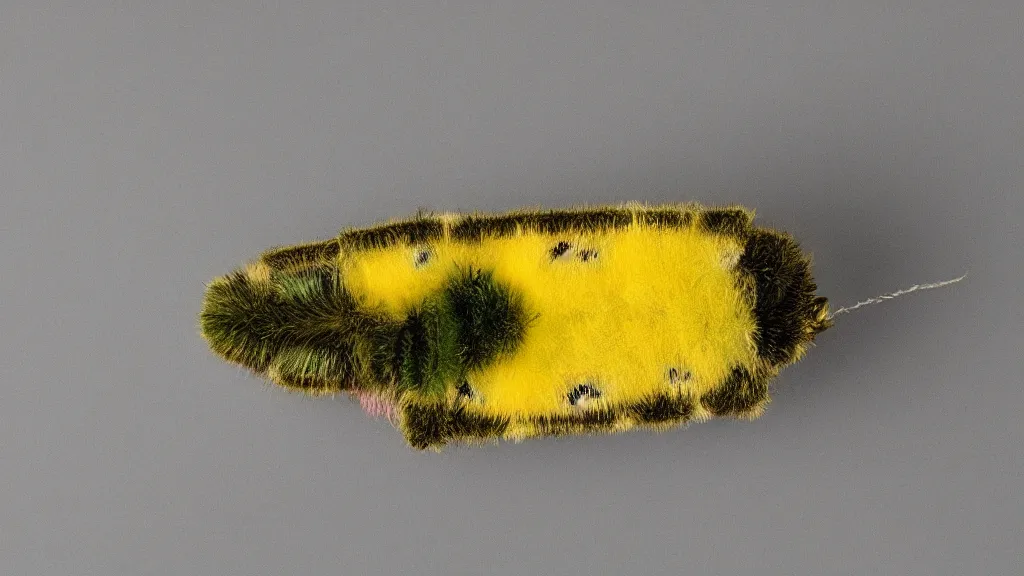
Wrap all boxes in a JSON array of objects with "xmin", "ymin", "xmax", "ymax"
[{"xmin": 356, "ymin": 390, "xmax": 398, "ymax": 423}]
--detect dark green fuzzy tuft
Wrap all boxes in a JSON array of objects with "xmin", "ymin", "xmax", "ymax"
[
  {"xmin": 629, "ymin": 393, "xmax": 696, "ymax": 425},
  {"xmin": 700, "ymin": 367, "xmax": 769, "ymax": 416},
  {"xmin": 269, "ymin": 345, "xmax": 349, "ymax": 390},
  {"xmin": 200, "ymin": 266, "xmax": 388, "ymax": 392},
  {"xmin": 529, "ymin": 409, "xmax": 620, "ymax": 437},
  {"xmin": 330, "ymin": 205, "xmax": 752, "ymax": 249},
  {"xmin": 698, "ymin": 208, "xmax": 753, "ymax": 238},
  {"xmin": 444, "ymin": 268, "xmax": 530, "ymax": 369},
  {"xmin": 391, "ymin": 298, "xmax": 463, "ymax": 395},
  {"xmin": 451, "ymin": 208, "xmax": 635, "ymax": 241},
  {"xmin": 636, "ymin": 208, "xmax": 695, "ymax": 228},
  {"xmin": 367, "ymin": 267, "xmax": 529, "ymax": 396},
  {"xmin": 737, "ymin": 229, "xmax": 831, "ymax": 366},
  {"xmin": 262, "ymin": 239, "xmax": 340, "ymax": 270},
  {"xmin": 399, "ymin": 391, "xmax": 701, "ymax": 448},
  {"xmin": 401, "ymin": 402, "xmax": 510, "ymax": 450},
  {"xmin": 339, "ymin": 218, "xmax": 444, "ymax": 250},
  {"xmin": 201, "ymin": 271, "xmax": 277, "ymax": 372}
]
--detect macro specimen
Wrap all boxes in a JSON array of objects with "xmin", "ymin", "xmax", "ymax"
[{"xmin": 199, "ymin": 203, "xmax": 961, "ymax": 450}]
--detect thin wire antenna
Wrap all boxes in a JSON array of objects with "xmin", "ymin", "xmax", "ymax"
[{"xmin": 826, "ymin": 273, "xmax": 967, "ymax": 320}]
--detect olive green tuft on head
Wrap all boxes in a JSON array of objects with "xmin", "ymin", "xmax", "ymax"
[
  {"xmin": 201, "ymin": 271, "xmax": 278, "ymax": 373},
  {"xmin": 200, "ymin": 264, "xmax": 387, "ymax": 394},
  {"xmin": 262, "ymin": 239, "xmax": 340, "ymax": 270}
]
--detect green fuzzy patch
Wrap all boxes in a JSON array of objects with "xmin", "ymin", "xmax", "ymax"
[
  {"xmin": 329, "ymin": 204, "xmax": 753, "ymax": 249},
  {"xmin": 202, "ymin": 257, "xmax": 531, "ymax": 398},
  {"xmin": 339, "ymin": 218, "xmax": 444, "ymax": 251},
  {"xmin": 451, "ymin": 209, "xmax": 636, "ymax": 241},
  {"xmin": 399, "ymin": 391, "xmax": 700, "ymax": 449},
  {"xmin": 401, "ymin": 402, "xmax": 511, "ymax": 450},
  {"xmin": 393, "ymin": 297, "xmax": 463, "ymax": 396},
  {"xmin": 369, "ymin": 267, "xmax": 530, "ymax": 397},
  {"xmin": 444, "ymin": 267, "xmax": 530, "ymax": 370},
  {"xmin": 262, "ymin": 239, "xmax": 340, "ymax": 269},
  {"xmin": 635, "ymin": 208, "xmax": 695, "ymax": 228},
  {"xmin": 628, "ymin": 393, "xmax": 696, "ymax": 425},
  {"xmin": 698, "ymin": 208, "xmax": 754, "ymax": 238},
  {"xmin": 200, "ymin": 266, "xmax": 389, "ymax": 392}
]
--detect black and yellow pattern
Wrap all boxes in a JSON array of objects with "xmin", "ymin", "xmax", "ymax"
[{"xmin": 200, "ymin": 203, "xmax": 831, "ymax": 449}]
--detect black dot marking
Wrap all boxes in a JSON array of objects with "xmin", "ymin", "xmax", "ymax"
[
  {"xmin": 567, "ymin": 383, "xmax": 601, "ymax": 406},
  {"xmin": 414, "ymin": 249, "xmax": 432, "ymax": 267},
  {"xmin": 578, "ymin": 249, "xmax": 598, "ymax": 262},
  {"xmin": 550, "ymin": 241, "xmax": 572, "ymax": 259},
  {"xmin": 668, "ymin": 368, "xmax": 692, "ymax": 386},
  {"xmin": 456, "ymin": 381, "xmax": 474, "ymax": 399}
]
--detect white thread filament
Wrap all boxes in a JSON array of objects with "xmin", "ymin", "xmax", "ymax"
[{"xmin": 827, "ymin": 274, "xmax": 967, "ymax": 320}]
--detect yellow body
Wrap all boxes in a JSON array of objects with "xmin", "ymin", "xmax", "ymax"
[
  {"xmin": 201, "ymin": 203, "xmax": 831, "ymax": 448},
  {"xmin": 340, "ymin": 216, "xmax": 759, "ymax": 433}
]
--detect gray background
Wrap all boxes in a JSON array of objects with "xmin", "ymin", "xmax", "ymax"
[{"xmin": 2, "ymin": 2, "xmax": 1021, "ymax": 574}]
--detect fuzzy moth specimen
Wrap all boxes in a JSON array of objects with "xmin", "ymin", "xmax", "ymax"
[{"xmin": 199, "ymin": 203, "xmax": 837, "ymax": 449}]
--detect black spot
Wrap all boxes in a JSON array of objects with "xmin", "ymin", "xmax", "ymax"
[
  {"xmin": 456, "ymin": 381, "xmax": 474, "ymax": 399},
  {"xmin": 669, "ymin": 368, "xmax": 693, "ymax": 384},
  {"xmin": 550, "ymin": 241, "xmax": 572, "ymax": 259},
  {"xmin": 415, "ymin": 249, "xmax": 431, "ymax": 267},
  {"xmin": 567, "ymin": 383, "xmax": 601, "ymax": 406},
  {"xmin": 668, "ymin": 367, "xmax": 692, "ymax": 385},
  {"xmin": 578, "ymin": 249, "xmax": 598, "ymax": 262}
]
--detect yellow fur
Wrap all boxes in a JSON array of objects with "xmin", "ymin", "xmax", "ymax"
[
  {"xmin": 244, "ymin": 261, "xmax": 273, "ymax": 286},
  {"xmin": 340, "ymin": 218, "xmax": 758, "ymax": 421}
]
